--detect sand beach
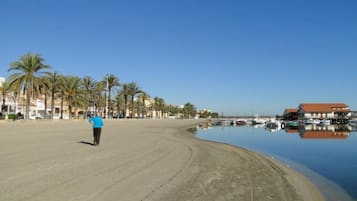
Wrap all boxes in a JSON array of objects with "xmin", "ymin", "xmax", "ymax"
[{"xmin": 0, "ymin": 119, "xmax": 325, "ymax": 201}]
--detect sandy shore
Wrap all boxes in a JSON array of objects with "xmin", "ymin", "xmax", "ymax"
[{"xmin": 0, "ymin": 119, "xmax": 325, "ymax": 201}]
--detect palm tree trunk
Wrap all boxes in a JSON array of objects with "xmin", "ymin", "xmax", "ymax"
[
  {"xmin": 141, "ymin": 98, "xmax": 145, "ymax": 119},
  {"xmin": 44, "ymin": 94, "xmax": 48, "ymax": 119},
  {"xmin": 131, "ymin": 97, "xmax": 134, "ymax": 118},
  {"xmin": 25, "ymin": 89, "xmax": 31, "ymax": 120},
  {"xmin": 124, "ymin": 96, "xmax": 128, "ymax": 118},
  {"xmin": 51, "ymin": 92, "xmax": 55, "ymax": 119},
  {"xmin": 108, "ymin": 87, "xmax": 111, "ymax": 118},
  {"xmin": 2, "ymin": 98, "xmax": 5, "ymax": 112},
  {"xmin": 60, "ymin": 92, "xmax": 64, "ymax": 119},
  {"xmin": 68, "ymin": 105, "xmax": 72, "ymax": 119},
  {"xmin": 84, "ymin": 102, "xmax": 88, "ymax": 119}
]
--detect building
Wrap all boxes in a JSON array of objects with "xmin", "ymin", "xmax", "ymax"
[
  {"xmin": 283, "ymin": 108, "xmax": 298, "ymax": 120},
  {"xmin": 297, "ymin": 103, "xmax": 351, "ymax": 124},
  {"xmin": 0, "ymin": 76, "xmax": 70, "ymax": 120}
]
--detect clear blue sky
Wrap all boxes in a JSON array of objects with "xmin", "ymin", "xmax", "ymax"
[{"xmin": 1, "ymin": 0, "xmax": 356, "ymax": 116}]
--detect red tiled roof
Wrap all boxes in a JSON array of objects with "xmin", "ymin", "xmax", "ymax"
[
  {"xmin": 299, "ymin": 103, "xmax": 350, "ymax": 113},
  {"xmin": 301, "ymin": 131, "xmax": 349, "ymax": 139},
  {"xmin": 286, "ymin": 108, "xmax": 298, "ymax": 113}
]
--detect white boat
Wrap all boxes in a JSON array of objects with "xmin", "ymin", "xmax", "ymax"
[
  {"xmin": 319, "ymin": 119, "xmax": 331, "ymax": 125},
  {"xmin": 305, "ymin": 118, "xmax": 320, "ymax": 124},
  {"xmin": 252, "ymin": 115, "xmax": 266, "ymax": 125}
]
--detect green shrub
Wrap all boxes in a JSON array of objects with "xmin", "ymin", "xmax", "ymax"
[{"xmin": 8, "ymin": 114, "xmax": 18, "ymax": 120}]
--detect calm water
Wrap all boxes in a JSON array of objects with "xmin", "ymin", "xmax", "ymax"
[{"xmin": 196, "ymin": 124, "xmax": 357, "ymax": 201}]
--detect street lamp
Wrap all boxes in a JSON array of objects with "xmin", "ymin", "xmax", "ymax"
[{"xmin": 13, "ymin": 92, "xmax": 18, "ymax": 122}]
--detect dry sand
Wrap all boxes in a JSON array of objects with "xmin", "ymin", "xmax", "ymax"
[{"xmin": 0, "ymin": 119, "xmax": 325, "ymax": 201}]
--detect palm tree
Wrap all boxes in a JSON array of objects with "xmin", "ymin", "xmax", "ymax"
[
  {"xmin": 37, "ymin": 80, "xmax": 50, "ymax": 119},
  {"xmin": 166, "ymin": 104, "xmax": 180, "ymax": 117},
  {"xmin": 92, "ymin": 80, "xmax": 105, "ymax": 114},
  {"xmin": 127, "ymin": 82, "xmax": 143, "ymax": 118},
  {"xmin": 8, "ymin": 53, "xmax": 51, "ymax": 119},
  {"xmin": 120, "ymin": 83, "xmax": 130, "ymax": 118},
  {"xmin": 115, "ymin": 91, "xmax": 125, "ymax": 118},
  {"xmin": 182, "ymin": 102, "xmax": 197, "ymax": 119},
  {"xmin": 44, "ymin": 71, "xmax": 62, "ymax": 119},
  {"xmin": 154, "ymin": 96, "xmax": 165, "ymax": 119},
  {"xmin": 61, "ymin": 76, "xmax": 83, "ymax": 119},
  {"xmin": 81, "ymin": 76, "xmax": 96, "ymax": 118},
  {"xmin": 102, "ymin": 74, "xmax": 120, "ymax": 118},
  {"xmin": 58, "ymin": 75, "xmax": 65, "ymax": 119},
  {"xmin": 137, "ymin": 91, "xmax": 150, "ymax": 118}
]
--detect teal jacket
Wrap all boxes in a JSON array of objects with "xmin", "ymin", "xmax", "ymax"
[{"xmin": 89, "ymin": 116, "xmax": 104, "ymax": 128}]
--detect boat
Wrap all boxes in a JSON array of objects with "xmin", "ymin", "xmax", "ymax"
[
  {"xmin": 282, "ymin": 121, "xmax": 299, "ymax": 128},
  {"xmin": 265, "ymin": 119, "xmax": 281, "ymax": 129},
  {"xmin": 252, "ymin": 115, "xmax": 266, "ymax": 125},
  {"xmin": 318, "ymin": 119, "xmax": 331, "ymax": 125},
  {"xmin": 235, "ymin": 119, "xmax": 247, "ymax": 126},
  {"xmin": 305, "ymin": 118, "xmax": 320, "ymax": 124}
]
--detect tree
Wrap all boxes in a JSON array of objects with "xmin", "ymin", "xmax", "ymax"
[
  {"xmin": 61, "ymin": 76, "xmax": 83, "ymax": 119},
  {"xmin": 182, "ymin": 102, "xmax": 197, "ymax": 119},
  {"xmin": 114, "ymin": 91, "xmax": 125, "ymax": 118},
  {"xmin": 211, "ymin": 112, "xmax": 219, "ymax": 118},
  {"xmin": 81, "ymin": 76, "xmax": 96, "ymax": 118},
  {"xmin": 153, "ymin": 96, "xmax": 165, "ymax": 119},
  {"xmin": 102, "ymin": 74, "xmax": 120, "ymax": 118},
  {"xmin": 166, "ymin": 104, "xmax": 180, "ymax": 116},
  {"xmin": 127, "ymin": 82, "xmax": 143, "ymax": 118},
  {"xmin": 37, "ymin": 80, "xmax": 50, "ymax": 119},
  {"xmin": 92, "ymin": 81, "xmax": 106, "ymax": 114},
  {"xmin": 44, "ymin": 72, "xmax": 62, "ymax": 119},
  {"xmin": 119, "ymin": 83, "xmax": 130, "ymax": 118},
  {"xmin": 8, "ymin": 53, "xmax": 51, "ymax": 119},
  {"xmin": 137, "ymin": 91, "xmax": 150, "ymax": 118}
]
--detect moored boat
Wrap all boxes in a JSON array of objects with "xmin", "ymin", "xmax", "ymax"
[
  {"xmin": 305, "ymin": 118, "xmax": 320, "ymax": 124},
  {"xmin": 265, "ymin": 119, "xmax": 281, "ymax": 129},
  {"xmin": 252, "ymin": 115, "xmax": 266, "ymax": 125},
  {"xmin": 283, "ymin": 121, "xmax": 299, "ymax": 128},
  {"xmin": 319, "ymin": 119, "xmax": 331, "ymax": 125},
  {"xmin": 235, "ymin": 119, "xmax": 247, "ymax": 126}
]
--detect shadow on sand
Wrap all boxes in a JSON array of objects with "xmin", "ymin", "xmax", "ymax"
[{"xmin": 77, "ymin": 141, "xmax": 95, "ymax": 146}]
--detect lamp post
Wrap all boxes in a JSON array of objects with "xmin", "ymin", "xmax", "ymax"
[{"xmin": 13, "ymin": 92, "xmax": 18, "ymax": 122}]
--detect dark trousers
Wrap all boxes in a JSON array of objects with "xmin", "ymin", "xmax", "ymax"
[{"xmin": 93, "ymin": 127, "xmax": 102, "ymax": 145}]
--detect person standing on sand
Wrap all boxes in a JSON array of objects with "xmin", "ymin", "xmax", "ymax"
[{"xmin": 88, "ymin": 112, "xmax": 104, "ymax": 146}]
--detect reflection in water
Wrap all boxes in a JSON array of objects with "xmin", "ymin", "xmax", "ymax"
[{"xmin": 299, "ymin": 125, "xmax": 351, "ymax": 139}]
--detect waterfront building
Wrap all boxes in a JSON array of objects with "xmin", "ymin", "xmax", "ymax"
[
  {"xmin": 283, "ymin": 108, "xmax": 298, "ymax": 120},
  {"xmin": 297, "ymin": 103, "xmax": 351, "ymax": 124}
]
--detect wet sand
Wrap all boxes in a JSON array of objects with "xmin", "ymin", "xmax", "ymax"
[{"xmin": 0, "ymin": 119, "xmax": 325, "ymax": 201}]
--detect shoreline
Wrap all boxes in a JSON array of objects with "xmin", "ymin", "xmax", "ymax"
[
  {"xmin": 0, "ymin": 119, "xmax": 325, "ymax": 201},
  {"xmin": 178, "ymin": 122, "xmax": 326, "ymax": 201},
  {"xmin": 194, "ymin": 122, "xmax": 355, "ymax": 201}
]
